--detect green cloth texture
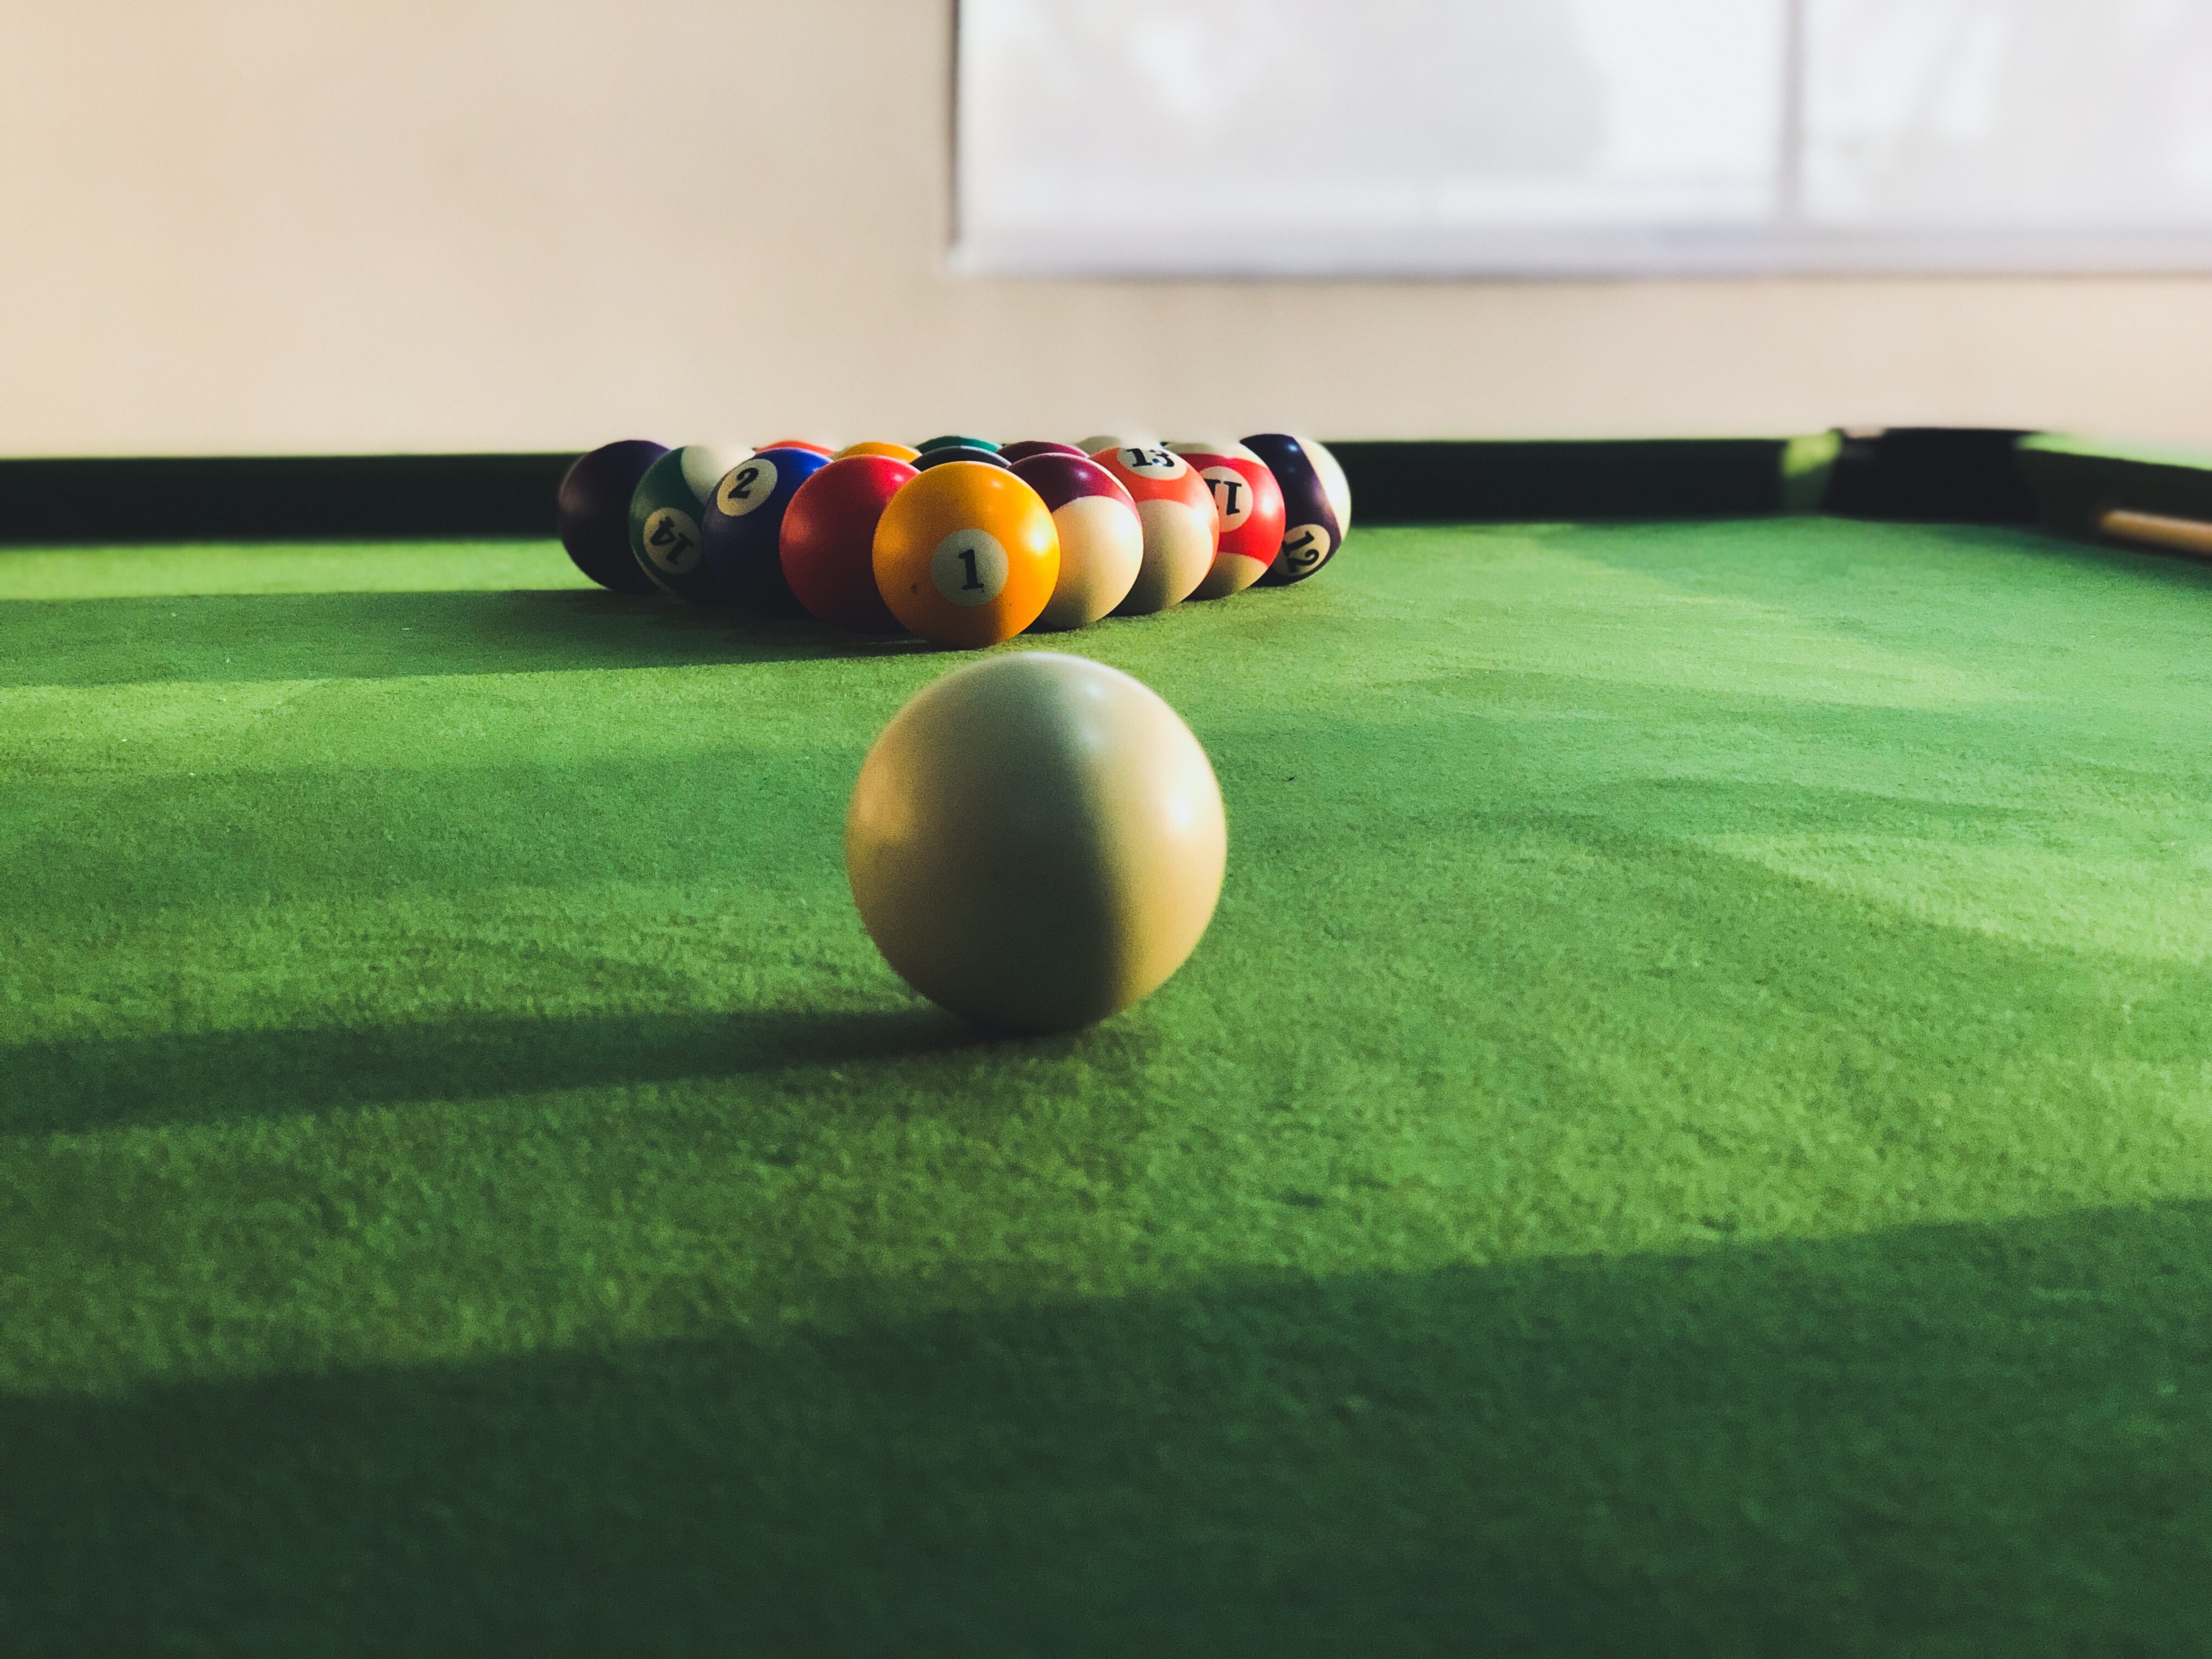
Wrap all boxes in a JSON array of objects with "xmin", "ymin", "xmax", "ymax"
[{"xmin": 4, "ymin": 521, "xmax": 2212, "ymax": 1653}]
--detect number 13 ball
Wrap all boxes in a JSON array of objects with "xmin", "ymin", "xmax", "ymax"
[
  {"xmin": 846, "ymin": 653, "xmax": 1227, "ymax": 1032},
  {"xmin": 1088, "ymin": 444, "xmax": 1218, "ymax": 614},
  {"xmin": 872, "ymin": 462, "xmax": 1059, "ymax": 648}
]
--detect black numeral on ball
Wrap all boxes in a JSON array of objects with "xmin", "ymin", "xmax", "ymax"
[
  {"xmin": 957, "ymin": 548, "xmax": 984, "ymax": 590},
  {"xmin": 730, "ymin": 466, "xmax": 760, "ymax": 500},
  {"xmin": 1212, "ymin": 479, "xmax": 1244, "ymax": 516},
  {"xmin": 648, "ymin": 518, "xmax": 695, "ymax": 565},
  {"xmin": 1283, "ymin": 529, "xmax": 1321, "ymax": 567}
]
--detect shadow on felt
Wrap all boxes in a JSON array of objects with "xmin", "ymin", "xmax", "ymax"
[
  {"xmin": 0, "ymin": 1001, "xmax": 981, "ymax": 1137},
  {"xmin": 0, "ymin": 586, "xmax": 939, "ymax": 691},
  {"xmin": 6, "ymin": 1201, "xmax": 2211, "ymax": 1655}
]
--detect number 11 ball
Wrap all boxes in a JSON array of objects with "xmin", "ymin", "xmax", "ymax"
[
  {"xmin": 846, "ymin": 653, "xmax": 1227, "ymax": 1032},
  {"xmin": 1170, "ymin": 440, "xmax": 1285, "ymax": 599}
]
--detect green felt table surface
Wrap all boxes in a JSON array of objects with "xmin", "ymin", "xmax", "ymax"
[{"xmin": 6, "ymin": 521, "xmax": 2212, "ymax": 1653}]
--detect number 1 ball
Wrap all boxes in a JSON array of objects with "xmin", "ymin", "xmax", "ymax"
[
  {"xmin": 558, "ymin": 439, "xmax": 667, "ymax": 593},
  {"xmin": 779, "ymin": 454, "xmax": 918, "ymax": 633},
  {"xmin": 846, "ymin": 652, "xmax": 1227, "ymax": 1032},
  {"xmin": 629, "ymin": 444, "xmax": 749, "ymax": 603},
  {"xmin": 872, "ymin": 462, "xmax": 1059, "ymax": 648},
  {"xmin": 702, "ymin": 445, "xmax": 831, "ymax": 613}
]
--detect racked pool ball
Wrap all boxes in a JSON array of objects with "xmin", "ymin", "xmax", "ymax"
[
  {"xmin": 629, "ymin": 444, "xmax": 750, "ymax": 603},
  {"xmin": 915, "ymin": 443, "xmax": 1008, "ymax": 473},
  {"xmin": 1000, "ymin": 440, "xmax": 1088, "ymax": 465},
  {"xmin": 760, "ymin": 438, "xmax": 836, "ymax": 458},
  {"xmin": 836, "ymin": 441, "xmax": 922, "ymax": 463},
  {"xmin": 846, "ymin": 652, "xmax": 1226, "ymax": 1032},
  {"xmin": 1170, "ymin": 439, "xmax": 1285, "ymax": 599},
  {"xmin": 1077, "ymin": 433, "xmax": 1154, "ymax": 456},
  {"xmin": 873, "ymin": 462, "xmax": 1058, "ymax": 648},
  {"xmin": 917, "ymin": 435, "xmax": 999, "ymax": 455},
  {"xmin": 1009, "ymin": 452, "xmax": 1142, "ymax": 630},
  {"xmin": 1242, "ymin": 433, "xmax": 1350, "ymax": 585},
  {"xmin": 702, "ymin": 445, "xmax": 831, "ymax": 612},
  {"xmin": 558, "ymin": 439, "xmax": 666, "ymax": 593},
  {"xmin": 780, "ymin": 453, "xmax": 918, "ymax": 633},
  {"xmin": 1089, "ymin": 443, "xmax": 1218, "ymax": 614}
]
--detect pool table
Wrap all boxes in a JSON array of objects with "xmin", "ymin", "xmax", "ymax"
[{"xmin": 5, "ymin": 433, "xmax": 2212, "ymax": 1652}]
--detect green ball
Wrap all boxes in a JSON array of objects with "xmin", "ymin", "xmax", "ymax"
[
  {"xmin": 915, "ymin": 435, "xmax": 999, "ymax": 454},
  {"xmin": 628, "ymin": 445, "xmax": 746, "ymax": 603}
]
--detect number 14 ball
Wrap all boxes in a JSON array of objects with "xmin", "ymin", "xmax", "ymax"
[{"xmin": 847, "ymin": 654, "xmax": 1227, "ymax": 1032}]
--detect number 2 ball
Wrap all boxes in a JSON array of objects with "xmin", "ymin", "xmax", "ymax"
[
  {"xmin": 846, "ymin": 653, "xmax": 1227, "ymax": 1032},
  {"xmin": 779, "ymin": 454, "xmax": 919, "ymax": 634},
  {"xmin": 702, "ymin": 445, "xmax": 831, "ymax": 613},
  {"xmin": 872, "ymin": 462, "xmax": 1059, "ymax": 648}
]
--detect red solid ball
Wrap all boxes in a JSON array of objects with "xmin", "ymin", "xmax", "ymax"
[{"xmin": 780, "ymin": 454, "xmax": 919, "ymax": 633}]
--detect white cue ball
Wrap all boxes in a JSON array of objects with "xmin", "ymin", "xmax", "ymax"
[{"xmin": 845, "ymin": 653, "xmax": 1227, "ymax": 1032}]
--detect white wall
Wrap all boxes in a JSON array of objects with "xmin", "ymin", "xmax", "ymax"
[{"xmin": 5, "ymin": 0, "xmax": 2212, "ymax": 457}]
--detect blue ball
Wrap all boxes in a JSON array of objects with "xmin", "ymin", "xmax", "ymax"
[{"xmin": 702, "ymin": 446, "xmax": 832, "ymax": 612}]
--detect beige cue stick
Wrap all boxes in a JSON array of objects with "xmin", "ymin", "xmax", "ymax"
[{"xmin": 2098, "ymin": 506, "xmax": 2212, "ymax": 558}]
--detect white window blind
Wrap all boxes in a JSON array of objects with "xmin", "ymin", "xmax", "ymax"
[{"xmin": 954, "ymin": 0, "xmax": 2212, "ymax": 275}]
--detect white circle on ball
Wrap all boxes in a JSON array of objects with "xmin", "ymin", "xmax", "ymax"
[
  {"xmin": 641, "ymin": 507, "xmax": 704, "ymax": 573},
  {"xmin": 1278, "ymin": 522, "xmax": 1331, "ymax": 576},
  {"xmin": 932, "ymin": 528, "xmax": 1009, "ymax": 606},
  {"xmin": 1200, "ymin": 466, "xmax": 1256, "ymax": 531},
  {"xmin": 715, "ymin": 454, "xmax": 779, "ymax": 517},
  {"xmin": 1118, "ymin": 445, "xmax": 1188, "ymax": 481}
]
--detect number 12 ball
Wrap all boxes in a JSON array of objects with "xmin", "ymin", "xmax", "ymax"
[
  {"xmin": 846, "ymin": 653, "xmax": 1227, "ymax": 1032},
  {"xmin": 1242, "ymin": 434, "xmax": 1350, "ymax": 585}
]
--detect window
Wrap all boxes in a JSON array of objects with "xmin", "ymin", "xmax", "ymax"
[{"xmin": 954, "ymin": 0, "xmax": 2212, "ymax": 275}]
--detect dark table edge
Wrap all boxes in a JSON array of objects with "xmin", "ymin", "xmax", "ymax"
[{"xmin": 0, "ymin": 433, "xmax": 2204, "ymax": 550}]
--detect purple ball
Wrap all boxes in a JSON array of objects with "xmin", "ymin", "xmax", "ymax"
[
  {"xmin": 1242, "ymin": 433, "xmax": 1342, "ymax": 585},
  {"xmin": 1000, "ymin": 440, "xmax": 1090, "ymax": 465},
  {"xmin": 557, "ymin": 439, "xmax": 667, "ymax": 593},
  {"xmin": 1009, "ymin": 452, "xmax": 1136, "ymax": 514}
]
